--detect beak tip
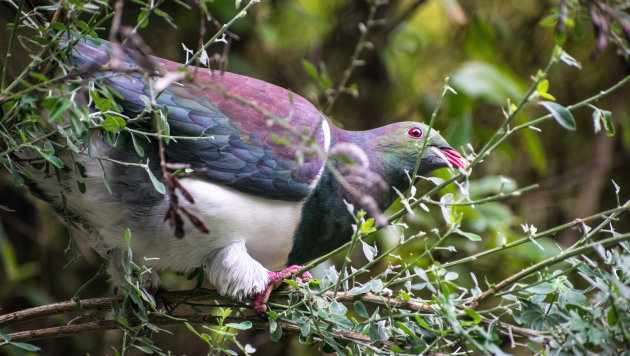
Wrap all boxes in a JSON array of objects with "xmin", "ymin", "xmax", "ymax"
[{"xmin": 440, "ymin": 148, "xmax": 468, "ymax": 169}]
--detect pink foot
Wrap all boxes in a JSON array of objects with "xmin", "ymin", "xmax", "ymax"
[{"xmin": 252, "ymin": 265, "xmax": 312, "ymax": 313}]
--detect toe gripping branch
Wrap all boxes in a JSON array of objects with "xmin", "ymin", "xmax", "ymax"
[{"xmin": 252, "ymin": 265, "xmax": 312, "ymax": 313}]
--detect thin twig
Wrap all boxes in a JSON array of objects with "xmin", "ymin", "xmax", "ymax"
[
  {"xmin": 184, "ymin": 0, "xmax": 259, "ymax": 67},
  {"xmin": 323, "ymin": 1, "xmax": 383, "ymax": 114},
  {"xmin": 470, "ymin": 232, "xmax": 630, "ymax": 308}
]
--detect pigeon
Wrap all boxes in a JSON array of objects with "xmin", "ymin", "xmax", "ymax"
[{"xmin": 20, "ymin": 37, "xmax": 468, "ymax": 312}]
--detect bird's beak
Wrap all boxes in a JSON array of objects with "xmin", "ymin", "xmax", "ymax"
[{"xmin": 439, "ymin": 148, "xmax": 468, "ymax": 169}]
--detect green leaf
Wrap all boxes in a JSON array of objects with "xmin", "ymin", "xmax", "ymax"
[
  {"xmin": 606, "ymin": 307, "xmax": 617, "ymax": 325},
  {"xmin": 90, "ymin": 89, "xmax": 111, "ymax": 112},
  {"xmin": 39, "ymin": 151, "xmax": 64, "ymax": 168},
  {"xmin": 301, "ymin": 59, "xmax": 318, "ymax": 80},
  {"xmin": 540, "ymin": 101, "xmax": 576, "ymax": 130},
  {"xmin": 554, "ymin": 29, "xmax": 566, "ymax": 45},
  {"xmin": 226, "ymin": 321, "xmax": 252, "ymax": 330},
  {"xmin": 414, "ymin": 315, "xmax": 431, "ymax": 330},
  {"xmin": 9, "ymin": 342, "xmax": 41, "ymax": 352},
  {"xmin": 370, "ymin": 279, "xmax": 384, "ymax": 293},
  {"xmin": 602, "ymin": 111, "xmax": 615, "ymax": 136},
  {"xmin": 559, "ymin": 50, "xmax": 582, "ymax": 69},
  {"xmin": 269, "ymin": 319, "xmax": 282, "ymax": 342},
  {"xmin": 444, "ymin": 271, "xmax": 458, "ymax": 281},
  {"xmin": 390, "ymin": 345, "xmax": 404, "ymax": 353},
  {"xmin": 49, "ymin": 98, "xmax": 72, "ymax": 122},
  {"xmin": 300, "ymin": 320, "xmax": 310, "ymax": 337},
  {"xmin": 455, "ymin": 228, "xmax": 482, "ymax": 241},
  {"xmin": 526, "ymin": 282, "xmax": 555, "ymax": 295},
  {"xmin": 414, "ymin": 267, "xmax": 429, "ymax": 282},
  {"xmin": 133, "ymin": 345, "xmax": 154, "ymax": 354},
  {"xmin": 593, "ymin": 108, "xmax": 615, "ymax": 136},
  {"xmin": 361, "ymin": 241, "xmax": 376, "ymax": 262},
  {"xmin": 131, "ymin": 134, "xmax": 145, "ymax": 157},
  {"xmin": 323, "ymin": 337, "xmax": 345, "ymax": 354},
  {"xmin": 102, "ymin": 169, "xmax": 112, "ymax": 194},
  {"xmin": 464, "ymin": 308, "xmax": 482, "ymax": 324},
  {"xmin": 347, "ymin": 83, "xmax": 359, "ymax": 97},
  {"xmin": 539, "ymin": 92, "xmax": 556, "ymax": 101},
  {"xmin": 353, "ymin": 301, "xmax": 368, "ymax": 318},
  {"xmin": 329, "ymin": 300, "xmax": 347, "ymax": 315},
  {"xmin": 368, "ymin": 322, "xmax": 381, "ymax": 343},
  {"xmin": 268, "ymin": 310, "xmax": 277, "ymax": 320},
  {"xmin": 74, "ymin": 161, "xmax": 87, "ymax": 193},
  {"xmin": 348, "ymin": 283, "xmax": 371, "ymax": 295},
  {"xmin": 9, "ymin": 162, "xmax": 24, "ymax": 187},
  {"xmin": 124, "ymin": 229, "xmax": 131, "ymax": 247},
  {"xmin": 360, "ymin": 218, "xmax": 376, "ymax": 234},
  {"xmin": 397, "ymin": 322, "xmax": 421, "ymax": 342},
  {"xmin": 116, "ymin": 316, "xmax": 130, "ymax": 328},
  {"xmin": 156, "ymin": 107, "xmax": 170, "ymax": 142},
  {"xmin": 137, "ymin": 11, "xmax": 150, "ymax": 28},
  {"xmin": 41, "ymin": 97, "xmax": 57, "ymax": 110},
  {"xmin": 154, "ymin": 8, "xmax": 175, "ymax": 27},
  {"xmin": 536, "ymin": 79, "xmax": 549, "ymax": 93},
  {"xmin": 101, "ymin": 115, "xmax": 127, "ymax": 132},
  {"xmin": 539, "ymin": 14, "xmax": 558, "ymax": 27},
  {"xmin": 145, "ymin": 165, "xmax": 166, "ymax": 194},
  {"xmin": 0, "ymin": 205, "xmax": 15, "ymax": 212},
  {"xmin": 560, "ymin": 290, "xmax": 586, "ymax": 307},
  {"xmin": 29, "ymin": 71, "xmax": 48, "ymax": 82},
  {"xmin": 52, "ymin": 22, "xmax": 67, "ymax": 31},
  {"xmin": 184, "ymin": 322, "xmax": 202, "ymax": 337}
]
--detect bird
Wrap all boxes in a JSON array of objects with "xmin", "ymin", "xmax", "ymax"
[{"xmin": 19, "ymin": 37, "xmax": 468, "ymax": 312}]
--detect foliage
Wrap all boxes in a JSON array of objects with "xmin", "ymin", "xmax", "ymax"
[{"xmin": 1, "ymin": 0, "xmax": 630, "ymax": 355}]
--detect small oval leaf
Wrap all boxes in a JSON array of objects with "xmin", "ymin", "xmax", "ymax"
[
  {"xmin": 301, "ymin": 59, "xmax": 318, "ymax": 80},
  {"xmin": 145, "ymin": 165, "xmax": 166, "ymax": 194},
  {"xmin": 39, "ymin": 151, "xmax": 64, "ymax": 169},
  {"xmin": 10, "ymin": 342, "xmax": 41, "ymax": 352},
  {"xmin": 540, "ymin": 101, "xmax": 576, "ymax": 130},
  {"xmin": 353, "ymin": 301, "xmax": 368, "ymax": 318},
  {"xmin": 226, "ymin": 321, "xmax": 252, "ymax": 330}
]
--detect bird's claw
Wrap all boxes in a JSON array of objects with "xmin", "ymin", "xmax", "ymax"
[{"xmin": 252, "ymin": 265, "xmax": 311, "ymax": 313}]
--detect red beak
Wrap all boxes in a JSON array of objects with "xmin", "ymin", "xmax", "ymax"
[{"xmin": 440, "ymin": 148, "xmax": 468, "ymax": 169}]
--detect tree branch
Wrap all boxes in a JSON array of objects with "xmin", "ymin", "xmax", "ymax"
[{"xmin": 1, "ymin": 288, "xmax": 541, "ymax": 347}]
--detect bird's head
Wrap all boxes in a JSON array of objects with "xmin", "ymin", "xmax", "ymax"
[{"xmin": 365, "ymin": 121, "xmax": 468, "ymax": 193}]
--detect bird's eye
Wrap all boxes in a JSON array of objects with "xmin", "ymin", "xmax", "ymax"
[{"xmin": 408, "ymin": 127, "xmax": 423, "ymax": 138}]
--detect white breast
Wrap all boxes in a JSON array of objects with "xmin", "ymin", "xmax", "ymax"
[{"xmin": 175, "ymin": 178, "xmax": 305, "ymax": 270}]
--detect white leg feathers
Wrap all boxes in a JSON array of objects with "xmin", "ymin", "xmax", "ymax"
[{"xmin": 203, "ymin": 241, "xmax": 270, "ymax": 300}]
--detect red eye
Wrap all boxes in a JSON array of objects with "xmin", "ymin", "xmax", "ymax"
[{"xmin": 408, "ymin": 127, "xmax": 423, "ymax": 138}]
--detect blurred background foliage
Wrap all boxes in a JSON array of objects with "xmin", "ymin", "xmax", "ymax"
[{"xmin": 1, "ymin": 0, "xmax": 629, "ymax": 354}]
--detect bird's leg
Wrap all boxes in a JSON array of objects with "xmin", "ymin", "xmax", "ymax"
[
  {"xmin": 252, "ymin": 265, "xmax": 312, "ymax": 313},
  {"xmin": 203, "ymin": 241, "xmax": 270, "ymax": 300}
]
